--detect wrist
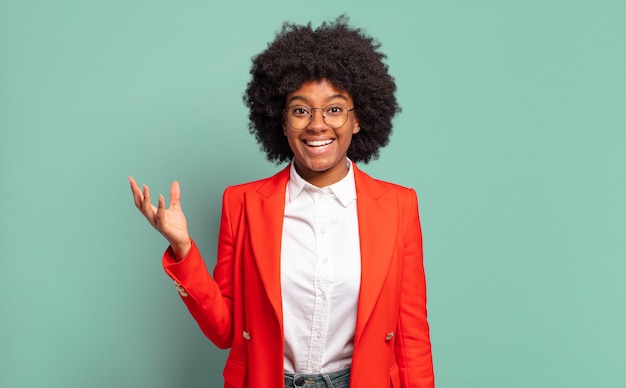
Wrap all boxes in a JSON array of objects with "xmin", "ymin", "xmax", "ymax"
[{"xmin": 171, "ymin": 239, "xmax": 192, "ymax": 262}]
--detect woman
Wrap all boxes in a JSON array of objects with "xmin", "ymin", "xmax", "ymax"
[{"xmin": 129, "ymin": 17, "xmax": 434, "ymax": 388}]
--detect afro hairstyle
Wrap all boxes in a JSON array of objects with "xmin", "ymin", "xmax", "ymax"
[{"xmin": 244, "ymin": 15, "xmax": 400, "ymax": 164}]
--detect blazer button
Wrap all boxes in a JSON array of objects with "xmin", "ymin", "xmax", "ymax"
[
  {"xmin": 385, "ymin": 331, "xmax": 394, "ymax": 341},
  {"xmin": 173, "ymin": 281, "xmax": 188, "ymax": 297},
  {"xmin": 242, "ymin": 331, "xmax": 251, "ymax": 340}
]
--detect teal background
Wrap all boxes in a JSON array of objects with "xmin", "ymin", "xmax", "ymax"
[{"xmin": 1, "ymin": 1, "xmax": 625, "ymax": 387}]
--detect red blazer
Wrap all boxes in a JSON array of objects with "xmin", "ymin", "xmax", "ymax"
[{"xmin": 162, "ymin": 164, "xmax": 434, "ymax": 388}]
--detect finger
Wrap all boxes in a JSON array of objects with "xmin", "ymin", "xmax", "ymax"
[
  {"xmin": 156, "ymin": 194, "xmax": 166, "ymax": 224},
  {"xmin": 142, "ymin": 184, "xmax": 152, "ymax": 211},
  {"xmin": 141, "ymin": 184, "xmax": 158, "ymax": 224},
  {"xmin": 128, "ymin": 177, "xmax": 145, "ymax": 208},
  {"xmin": 170, "ymin": 180, "xmax": 181, "ymax": 208}
]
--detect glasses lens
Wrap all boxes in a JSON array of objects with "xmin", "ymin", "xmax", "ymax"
[
  {"xmin": 286, "ymin": 105, "xmax": 311, "ymax": 130},
  {"xmin": 323, "ymin": 105, "xmax": 349, "ymax": 128},
  {"xmin": 285, "ymin": 104, "xmax": 349, "ymax": 129}
]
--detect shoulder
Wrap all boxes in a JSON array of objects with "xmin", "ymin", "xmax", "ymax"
[
  {"xmin": 224, "ymin": 176, "xmax": 273, "ymax": 194},
  {"xmin": 222, "ymin": 165, "xmax": 290, "ymax": 200},
  {"xmin": 353, "ymin": 165, "xmax": 417, "ymax": 201}
]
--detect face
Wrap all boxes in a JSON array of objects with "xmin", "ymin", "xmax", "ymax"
[{"xmin": 282, "ymin": 79, "xmax": 359, "ymax": 187}]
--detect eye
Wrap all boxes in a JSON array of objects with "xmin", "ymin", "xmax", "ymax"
[
  {"xmin": 325, "ymin": 105, "xmax": 345, "ymax": 115},
  {"xmin": 289, "ymin": 106, "xmax": 310, "ymax": 117}
]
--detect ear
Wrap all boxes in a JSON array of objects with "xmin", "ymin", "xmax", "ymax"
[
  {"xmin": 352, "ymin": 116, "xmax": 360, "ymax": 134},
  {"xmin": 282, "ymin": 113, "xmax": 288, "ymax": 136}
]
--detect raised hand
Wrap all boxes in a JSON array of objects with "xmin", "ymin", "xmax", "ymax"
[{"xmin": 129, "ymin": 176, "xmax": 192, "ymax": 259}]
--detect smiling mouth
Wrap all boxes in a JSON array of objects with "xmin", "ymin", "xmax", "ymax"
[{"xmin": 305, "ymin": 139, "xmax": 334, "ymax": 147}]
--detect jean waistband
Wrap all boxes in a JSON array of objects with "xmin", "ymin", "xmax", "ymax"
[{"xmin": 284, "ymin": 367, "xmax": 351, "ymax": 387}]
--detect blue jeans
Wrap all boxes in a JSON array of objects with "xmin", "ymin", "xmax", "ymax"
[{"xmin": 284, "ymin": 368, "xmax": 351, "ymax": 388}]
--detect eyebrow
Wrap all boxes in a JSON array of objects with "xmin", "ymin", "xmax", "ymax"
[{"xmin": 286, "ymin": 94, "xmax": 349, "ymax": 105}]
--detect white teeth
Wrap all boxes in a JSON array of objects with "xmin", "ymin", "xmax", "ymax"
[{"xmin": 306, "ymin": 139, "xmax": 333, "ymax": 147}]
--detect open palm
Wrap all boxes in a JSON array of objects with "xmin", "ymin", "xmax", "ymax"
[{"xmin": 129, "ymin": 176, "xmax": 191, "ymax": 259}]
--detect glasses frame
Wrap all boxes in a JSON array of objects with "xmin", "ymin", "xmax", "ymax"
[{"xmin": 283, "ymin": 103, "xmax": 356, "ymax": 130}]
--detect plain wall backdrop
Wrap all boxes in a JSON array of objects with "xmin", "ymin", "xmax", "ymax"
[{"xmin": 1, "ymin": 1, "xmax": 625, "ymax": 387}]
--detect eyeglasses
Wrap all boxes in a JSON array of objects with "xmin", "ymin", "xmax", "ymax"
[{"xmin": 283, "ymin": 104, "xmax": 355, "ymax": 130}]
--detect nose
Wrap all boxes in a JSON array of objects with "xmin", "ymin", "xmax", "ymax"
[{"xmin": 308, "ymin": 108, "xmax": 328, "ymax": 131}]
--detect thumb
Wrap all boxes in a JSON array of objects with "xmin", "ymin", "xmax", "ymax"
[{"xmin": 170, "ymin": 180, "xmax": 182, "ymax": 208}]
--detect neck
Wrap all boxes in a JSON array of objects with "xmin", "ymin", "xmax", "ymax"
[{"xmin": 294, "ymin": 159, "xmax": 350, "ymax": 188}]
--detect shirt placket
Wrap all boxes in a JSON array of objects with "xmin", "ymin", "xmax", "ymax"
[{"xmin": 306, "ymin": 190, "xmax": 335, "ymax": 372}]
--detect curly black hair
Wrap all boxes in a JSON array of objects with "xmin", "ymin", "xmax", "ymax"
[{"xmin": 244, "ymin": 16, "xmax": 400, "ymax": 164}]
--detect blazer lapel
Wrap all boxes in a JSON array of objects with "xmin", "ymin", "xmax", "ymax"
[
  {"xmin": 353, "ymin": 166, "xmax": 398, "ymax": 345},
  {"xmin": 245, "ymin": 166, "xmax": 290, "ymax": 324}
]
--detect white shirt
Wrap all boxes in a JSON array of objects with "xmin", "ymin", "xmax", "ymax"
[{"xmin": 281, "ymin": 160, "xmax": 362, "ymax": 374}]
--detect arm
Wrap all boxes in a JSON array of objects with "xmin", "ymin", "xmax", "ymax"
[
  {"xmin": 394, "ymin": 189, "xmax": 435, "ymax": 387},
  {"xmin": 129, "ymin": 177, "xmax": 235, "ymax": 348},
  {"xmin": 162, "ymin": 188, "xmax": 237, "ymax": 349}
]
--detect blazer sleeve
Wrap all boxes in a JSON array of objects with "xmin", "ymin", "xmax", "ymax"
[
  {"xmin": 162, "ymin": 188, "xmax": 236, "ymax": 349},
  {"xmin": 394, "ymin": 189, "xmax": 435, "ymax": 387}
]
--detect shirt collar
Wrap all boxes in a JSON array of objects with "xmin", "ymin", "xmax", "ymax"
[{"xmin": 287, "ymin": 159, "xmax": 357, "ymax": 207}]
